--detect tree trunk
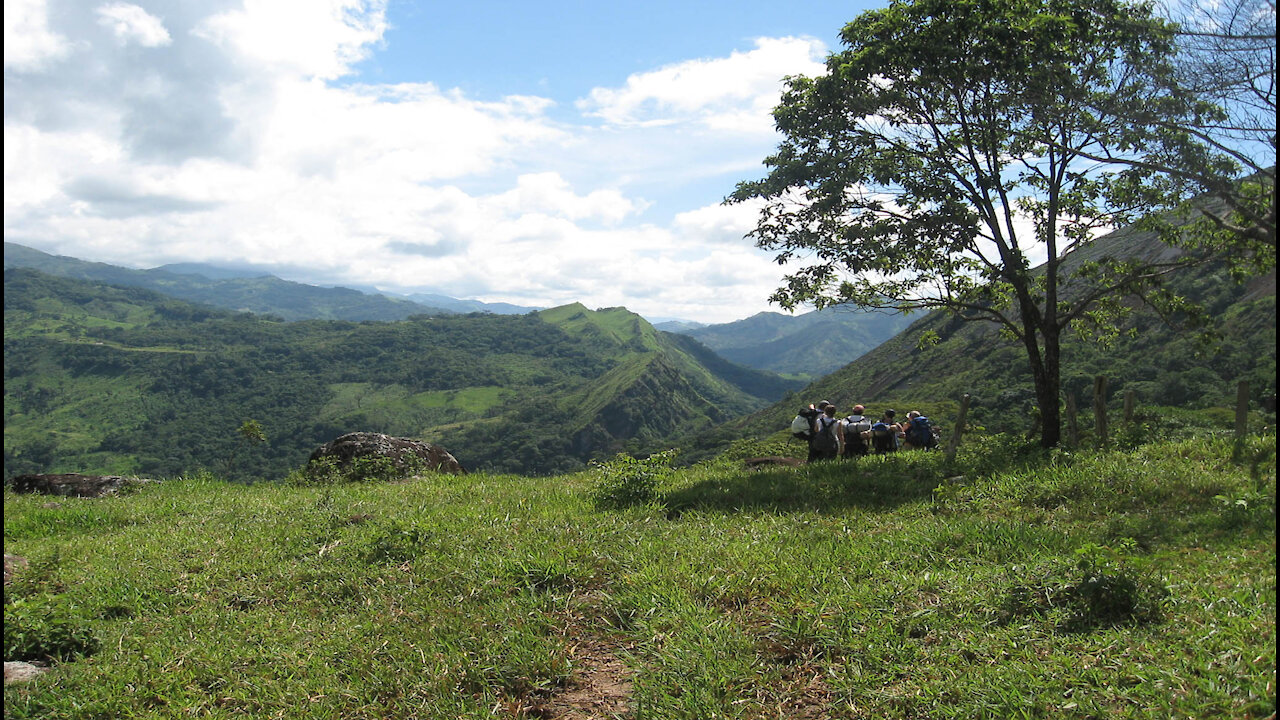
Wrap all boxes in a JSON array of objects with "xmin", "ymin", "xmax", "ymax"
[
  {"xmin": 1039, "ymin": 324, "xmax": 1062, "ymax": 448},
  {"xmin": 1018, "ymin": 302, "xmax": 1062, "ymax": 449}
]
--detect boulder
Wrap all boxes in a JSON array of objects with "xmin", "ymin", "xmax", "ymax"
[
  {"xmin": 7, "ymin": 474, "xmax": 154, "ymax": 498},
  {"xmin": 4, "ymin": 661, "xmax": 49, "ymax": 685},
  {"xmin": 4, "ymin": 554, "xmax": 28, "ymax": 584},
  {"xmin": 308, "ymin": 432, "xmax": 465, "ymax": 477}
]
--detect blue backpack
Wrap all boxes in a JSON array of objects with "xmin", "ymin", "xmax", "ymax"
[
  {"xmin": 907, "ymin": 416, "xmax": 938, "ymax": 448},
  {"xmin": 869, "ymin": 422, "xmax": 897, "ymax": 453}
]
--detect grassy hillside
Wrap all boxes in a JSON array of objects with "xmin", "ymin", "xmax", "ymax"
[
  {"xmin": 3, "ymin": 242, "xmax": 450, "ymax": 321},
  {"xmin": 4, "ymin": 434, "xmax": 1274, "ymax": 718},
  {"xmin": 3, "ymin": 270, "xmax": 796, "ymax": 480},
  {"xmin": 692, "ymin": 238, "xmax": 1276, "ymax": 460}
]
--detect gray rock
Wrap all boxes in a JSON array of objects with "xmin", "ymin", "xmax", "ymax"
[
  {"xmin": 4, "ymin": 661, "xmax": 49, "ymax": 685},
  {"xmin": 308, "ymin": 432, "xmax": 465, "ymax": 478},
  {"xmin": 4, "ymin": 554, "xmax": 28, "ymax": 584},
  {"xmin": 7, "ymin": 474, "xmax": 155, "ymax": 498}
]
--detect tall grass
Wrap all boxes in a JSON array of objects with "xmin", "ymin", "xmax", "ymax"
[{"xmin": 4, "ymin": 435, "xmax": 1274, "ymax": 719}]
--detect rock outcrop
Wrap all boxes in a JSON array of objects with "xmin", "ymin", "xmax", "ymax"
[
  {"xmin": 4, "ymin": 661, "xmax": 49, "ymax": 685},
  {"xmin": 744, "ymin": 456, "xmax": 804, "ymax": 470},
  {"xmin": 7, "ymin": 474, "xmax": 154, "ymax": 498},
  {"xmin": 308, "ymin": 432, "xmax": 465, "ymax": 477}
]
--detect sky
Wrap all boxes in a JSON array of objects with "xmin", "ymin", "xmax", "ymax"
[{"xmin": 4, "ymin": 0, "xmax": 889, "ymax": 323}]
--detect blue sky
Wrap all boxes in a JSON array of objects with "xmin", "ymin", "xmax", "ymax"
[{"xmin": 4, "ymin": 0, "xmax": 886, "ymax": 323}]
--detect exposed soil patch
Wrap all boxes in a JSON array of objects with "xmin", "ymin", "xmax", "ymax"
[{"xmin": 530, "ymin": 634, "xmax": 634, "ymax": 719}]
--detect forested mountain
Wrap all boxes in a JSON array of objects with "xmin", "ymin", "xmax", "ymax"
[
  {"xmin": 670, "ymin": 307, "xmax": 913, "ymax": 378},
  {"xmin": 3, "ymin": 269, "xmax": 802, "ymax": 480},
  {"xmin": 687, "ymin": 221, "xmax": 1277, "ymax": 457},
  {"xmin": 3, "ymin": 242, "xmax": 451, "ymax": 321}
]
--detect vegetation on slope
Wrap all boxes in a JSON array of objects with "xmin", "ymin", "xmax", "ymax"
[
  {"xmin": 693, "ymin": 251, "xmax": 1275, "ymax": 461},
  {"xmin": 4, "ymin": 432, "xmax": 1274, "ymax": 718},
  {"xmin": 4, "ymin": 270, "xmax": 795, "ymax": 480}
]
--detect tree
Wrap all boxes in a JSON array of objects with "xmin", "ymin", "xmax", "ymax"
[
  {"xmin": 237, "ymin": 419, "xmax": 267, "ymax": 446},
  {"xmin": 1079, "ymin": 0, "xmax": 1275, "ymax": 276},
  {"xmin": 730, "ymin": 0, "xmax": 1232, "ymax": 447},
  {"xmin": 1157, "ymin": 0, "xmax": 1274, "ymax": 270}
]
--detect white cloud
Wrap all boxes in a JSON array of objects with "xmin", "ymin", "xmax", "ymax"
[
  {"xmin": 577, "ymin": 36, "xmax": 827, "ymax": 134},
  {"xmin": 4, "ymin": 0, "xmax": 819, "ymax": 324},
  {"xmin": 195, "ymin": 0, "xmax": 388, "ymax": 80},
  {"xmin": 673, "ymin": 200, "xmax": 763, "ymax": 245},
  {"xmin": 490, "ymin": 173, "xmax": 641, "ymax": 224},
  {"xmin": 4, "ymin": 0, "xmax": 71, "ymax": 70},
  {"xmin": 96, "ymin": 3, "xmax": 172, "ymax": 47}
]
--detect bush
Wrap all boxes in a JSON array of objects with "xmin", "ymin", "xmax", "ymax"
[
  {"xmin": 589, "ymin": 450, "xmax": 677, "ymax": 509},
  {"xmin": 999, "ymin": 540, "xmax": 1167, "ymax": 632}
]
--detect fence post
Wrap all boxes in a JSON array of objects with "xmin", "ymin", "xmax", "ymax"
[
  {"xmin": 946, "ymin": 393, "xmax": 971, "ymax": 461},
  {"xmin": 1065, "ymin": 393, "xmax": 1079, "ymax": 448},
  {"xmin": 1123, "ymin": 389, "xmax": 1136, "ymax": 425},
  {"xmin": 1235, "ymin": 381, "xmax": 1250, "ymax": 443},
  {"xmin": 1094, "ymin": 375, "xmax": 1109, "ymax": 449}
]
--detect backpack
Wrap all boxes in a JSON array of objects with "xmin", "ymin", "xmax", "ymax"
[
  {"xmin": 812, "ymin": 416, "xmax": 840, "ymax": 452},
  {"xmin": 870, "ymin": 422, "xmax": 897, "ymax": 453},
  {"xmin": 907, "ymin": 416, "xmax": 938, "ymax": 449},
  {"xmin": 790, "ymin": 414, "xmax": 813, "ymax": 439},
  {"xmin": 842, "ymin": 416, "xmax": 872, "ymax": 456}
]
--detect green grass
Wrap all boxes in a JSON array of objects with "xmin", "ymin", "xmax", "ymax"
[{"xmin": 4, "ymin": 435, "xmax": 1274, "ymax": 719}]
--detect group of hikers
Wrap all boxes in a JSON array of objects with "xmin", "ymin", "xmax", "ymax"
[{"xmin": 792, "ymin": 400, "xmax": 939, "ymax": 462}]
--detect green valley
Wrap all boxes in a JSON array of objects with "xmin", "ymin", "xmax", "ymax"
[{"xmin": 4, "ymin": 269, "xmax": 802, "ymax": 480}]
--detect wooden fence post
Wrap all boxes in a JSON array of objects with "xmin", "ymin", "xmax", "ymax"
[
  {"xmin": 1235, "ymin": 381, "xmax": 1250, "ymax": 443},
  {"xmin": 1094, "ymin": 375, "xmax": 1109, "ymax": 449},
  {"xmin": 1065, "ymin": 393, "xmax": 1079, "ymax": 448},
  {"xmin": 946, "ymin": 393, "xmax": 970, "ymax": 461}
]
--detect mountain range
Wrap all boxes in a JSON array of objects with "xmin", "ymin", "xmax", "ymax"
[
  {"xmin": 3, "ymin": 242, "xmax": 914, "ymax": 377},
  {"xmin": 7, "ymin": 207, "xmax": 1273, "ymax": 482}
]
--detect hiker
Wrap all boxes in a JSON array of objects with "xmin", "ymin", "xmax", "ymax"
[
  {"xmin": 902, "ymin": 410, "xmax": 939, "ymax": 450},
  {"xmin": 869, "ymin": 409, "xmax": 900, "ymax": 454},
  {"xmin": 839, "ymin": 404, "xmax": 873, "ymax": 458},
  {"xmin": 792, "ymin": 401, "xmax": 830, "ymax": 462},
  {"xmin": 811, "ymin": 404, "xmax": 842, "ymax": 461}
]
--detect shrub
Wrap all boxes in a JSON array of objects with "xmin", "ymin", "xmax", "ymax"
[
  {"xmin": 589, "ymin": 450, "xmax": 677, "ymax": 509},
  {"xmin": 998, "ymin": 540, "xmax": 1168, "ymax": 632}
]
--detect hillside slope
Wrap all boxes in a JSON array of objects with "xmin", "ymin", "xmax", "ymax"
[
  {"xmin": 3, "ymin": 270, "xmax": 797, "ymax": 479},
  {"xmin": 688, "ymin": 221, "xmax": 1276, "ymax": 455}
]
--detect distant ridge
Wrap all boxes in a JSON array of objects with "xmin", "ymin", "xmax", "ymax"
[
  {"xmin": 670, "ymin": 306, "xmax": 913, "ymax": 378},
  {"xmin": 3, "ymin": 242, "xmax": 450, "ymax": 321}
]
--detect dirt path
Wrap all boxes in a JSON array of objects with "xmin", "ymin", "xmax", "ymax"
[{"xmin": 529, "ymin": 633, "xmax": 634, "ymax": 719}]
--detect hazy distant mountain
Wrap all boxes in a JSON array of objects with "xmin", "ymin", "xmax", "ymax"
[
  {"xmin": 670, "ymin": 307, "xmax": 914, "ymax": 378},
  {"xmin": 653, "ymin": 320, "xmax": 709, "ymax": 333},
  {"xmin": 4, "ymin": 243, "xmax": 452, "ymax": 321},
  {"xmin": 394, "ymin": 292, "xmax": 541, "ymax": 315},
  {"xmin": 154, "ymin": 262, "xmax": 275, "ymax": 280}
]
